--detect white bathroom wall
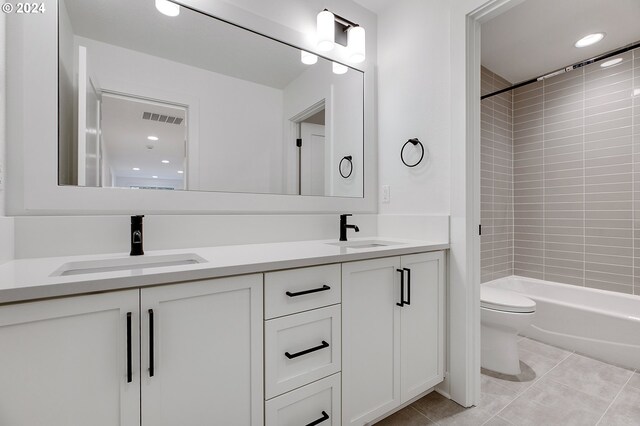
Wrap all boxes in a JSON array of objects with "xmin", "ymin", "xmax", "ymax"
[
  {"xmin": 76, "ymin": 36, "xmax": 286, "ymax": 195},
  {"xmin": 13, "ymin": 214, "xmax": 378, "ymax": 258},
  {"xmin": 58, "ymin": 0, "xmax": 76, "ymax": 186},
  {"xmin": 0, "ymin": 12, "xmax": 14, "ymax": 264}
]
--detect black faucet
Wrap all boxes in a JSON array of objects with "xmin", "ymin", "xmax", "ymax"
[
  {"xmin": 130, "ymin": 215, "xmax": 144, "ymax": 256},
  {"xmin": 339, "ymin": 214, "xmax": 360, "ymax": 241}
]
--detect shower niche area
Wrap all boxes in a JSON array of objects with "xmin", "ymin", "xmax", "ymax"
[{"xmin": 480, "ymin": 46, "xmax": 640, "ymax": 296}]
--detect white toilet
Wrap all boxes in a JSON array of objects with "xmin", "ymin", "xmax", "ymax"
[{"xmin": 481, "ymin": 285, "xmax": 536, "ymax": 375}]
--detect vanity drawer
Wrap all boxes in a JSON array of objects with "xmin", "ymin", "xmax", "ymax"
[
  {"xmin": 265, "ymin": 373, "xmax": 341, "ymax": 426},
  {"xmin": 265, "ymin": 264, "xmax": 341, "ymax": 319},
  {"xmin": 265, "ymin": 304, "xmax": 341, "ymax": 399}
]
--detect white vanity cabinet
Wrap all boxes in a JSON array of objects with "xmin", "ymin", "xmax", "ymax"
[
  {"xmin": 140, "ymin": 274, "xmax": 264, "ymax": 426},
  {"xmin": 342, "ymin": 251, "xmax": 445, "ymax": 426},
  {"xmin": 0, "ymin": 290, "xmax": 141, "ymax": 426},
  {"xmin": 0, "ymin": 274, "xmax": 263, "ymax": 426}
]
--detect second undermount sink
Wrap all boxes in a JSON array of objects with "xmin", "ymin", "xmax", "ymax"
[
  {"xmin": 326, "ymin": 240, "xmax": 405, "ymax": 249},
  {"xmin": 51, "ymin": 253, "xmax": 207, "ymax": 277}
]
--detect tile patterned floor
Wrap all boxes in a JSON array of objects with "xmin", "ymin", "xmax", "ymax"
[{"xmin": 374, "ymin": 338, "xmax": 639, "ymax": 426}]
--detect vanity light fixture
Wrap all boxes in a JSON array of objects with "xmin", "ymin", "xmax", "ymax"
[
  {"xmin": 574, "ymin": 33, "xmax": 605, "ymax": 48},
  {"xmin": 132, "ymin": 167, "xmax": 140, "ymax": 171},
  {"xmin": 301, "ymin": 50, "xmax": 318, "ymax": 65},
  {"xmin": 348, "ymin": 26, "xmax": 366, "ymax": 63},
  {"xmin": 147, "ymin": 136, "xmax": 159, "ymax": 141},
  {"xmin": 161, "ymin": 160, "xmax": 170, "ymax": 164},
  {"xmin": 155, "ymin": 0, "xmax": 180, "ymax": 17},
  {"xmin": 316, "ymin": 10, "xmax": 335, "ymax": 51},
  {"xmin": 332, "ymin": 62, "xmax": 348, "ymax": 75},
  {"xmin": 316, "ymin": 9, "xmax": 365, "ymax": 63},
  {"xmin": 600, "ymin": 57, "xmax": 623, "ymax": 67}
]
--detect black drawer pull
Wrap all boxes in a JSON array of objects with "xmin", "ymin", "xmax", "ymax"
[
  {"xmin": 396, "ymin": 269, "xmax": 404, "ymax": 307},
  {"xmin": 306, "ymin": 411, "xmax": 330, "ymax": 426},
  {"xmin": 126, "ymin": 312, "xmax": 132, "ymax": 383},
  {"xmin": 285, "ymin": 340, "xmax": 329, "ymax": 359},
  {"xmin": 148, "ymin": 309, "xmax": 155, "ymax": 377},
  {"xmin": 286, "ymin": 285, "xmax": 331, "ymax": 298}
]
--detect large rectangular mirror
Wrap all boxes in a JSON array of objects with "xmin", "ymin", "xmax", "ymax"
[{"xmin": 58, "ymin": 0, "xmax": 364, "ymax": 197}]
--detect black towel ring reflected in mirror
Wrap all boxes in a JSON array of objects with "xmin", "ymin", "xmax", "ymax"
[
  {"xmin": 339, "ymin": 155, "xmax": 353, "ymax": 178},
  {"xmin": 401, "ymin": 138, "xmax": 425, "ymax": 168}
]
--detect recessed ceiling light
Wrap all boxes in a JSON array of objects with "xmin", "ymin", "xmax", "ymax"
[
  {"xmin": 634, "ymin": 88, "xmax": 640, "ymax": 97},
  {"xmin": 574, "ymin": 33, "xmax": 605, "ymax": 48},
  {"xmin": 155, "ymin": 0, "xmax": 180, "ymax": 17},
  {"xmin": 152, "ymin": 175, "xmax": 158, "ymax": 179},
  {"xmin": 147, "ymin": 136, "xmax": 159, "ymax": 141},
  {"xmin": 600, "ymin": 58, "xmax": 623, "ymax": 68},
  {"xmin": 177, "ymin": 170, "xmax": 184, "ymax": 174},
  {"xmin": 132, "ymin": 167, "xmax": 140, "ymax": 171},
  {"xmin": 161, "ymin": 160, "xmax": 170, "ymax": 164}
]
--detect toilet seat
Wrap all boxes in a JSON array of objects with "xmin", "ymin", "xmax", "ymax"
[{"xmin": 481, "ymin": 286, "xmax": 536, "ymax": 313}]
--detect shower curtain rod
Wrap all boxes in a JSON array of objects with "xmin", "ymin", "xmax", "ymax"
[{"xmin": 481, "ymin": 40, "xmax": 640, "ymax": 100}]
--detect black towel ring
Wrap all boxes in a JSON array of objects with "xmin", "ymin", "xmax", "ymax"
[
  {"xmin": 401, "ymin": 138, "xmax": 424, "ymax": 168},
  {"xmin": 339, "ymin": 155, "xmax": 353, "ymax": 178}
]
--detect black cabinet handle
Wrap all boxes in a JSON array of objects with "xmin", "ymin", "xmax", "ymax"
[
  {"xmin": 148, "ymin": 309, "xmax": 155, "ymax": 377},
  {"xmin": 126, "ymin": 312, "xmax": 132, "ymax": 383},
  {"xmin": 396, "ymin": 269, "xmax": 404, "ymax": 307},
  {"xmin": 285, "ymin": 340, "xmax": 329, "ymax": 359},
  {"xmin": 286, "ymin": 285, "xmax": 331, "ymax": 297},
  {"xmin": 306, "ymin": 411, "xmax": 330, "ymax": 426},
  {"xmin": 403, "ymin": 267, "xmax": 411, "ymax": 305}
]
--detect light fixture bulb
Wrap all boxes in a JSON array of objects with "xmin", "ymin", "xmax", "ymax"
[
  {"xmin": 574, "ymin": 33, "xmax": 605, "ymax": 48},
  {"xmin": 317, "ymin": 10, "xmax": 335, "ymax": 52},
  {"xmin": 147, "ymin": 136, "xmax": 159, "ymax": 141},
  {"xmin": 301, "ymin": 50, "xmax": 318, "ymax": 65},
  {"xmin": 600, "ymin": 58, "xmax": 623, "ymax": 68},
  {"xmin": 332, "ymin": 62, "xmax": 348, "ymax": 75},
  {"xmin": 161, "ymin": 160, "xmax": 170, "ymax": 164},
  {"xmin": 348, "ymin": 26, "xmax": 366, "ymax": 63},
  {"xmin": 155, "ymin": 0, "xmax": 180, "ymax": 17}
]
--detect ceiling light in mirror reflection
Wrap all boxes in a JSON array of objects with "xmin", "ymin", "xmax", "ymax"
[
  {"xmin": 574, "ymin": 33, "xmax": 605, "ymax": 48},
  {"xmin": 152, "ymin": 176, "xmax": 158, "ymax": 179},
  {"xmin": 147, "ymin": 135, "xmax": 159, "ymax": 141},
  {"xmin": 161, "ymin": 160, "xmax": 170, "ymax": 164},
  {"xmin": 155, "ymin": 0, "xmax": 179, "ymax": 17},
  {"xmin": 634, "ymin": 88, "xmax": 640, "ymax": 97},
  {"xmin": 132, "ymin": 167, "xmax": 140, "ymax": 171},
  {"xmin": 177, "ymin": 171, "xmax": 184, "ymax": 174}
]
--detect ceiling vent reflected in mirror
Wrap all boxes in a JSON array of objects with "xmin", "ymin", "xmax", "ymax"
[{"xmin": 142, "ymin": 112, "xmax": 184, "ymax": 125}]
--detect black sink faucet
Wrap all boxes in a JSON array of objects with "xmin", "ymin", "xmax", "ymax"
[
  {"xmin": 130, "ymin": 215, "xmax": 144, "ymax": 256},
  {"xmin": 339, "ymin": 214, "xmax": 360, "ymax": 241}
]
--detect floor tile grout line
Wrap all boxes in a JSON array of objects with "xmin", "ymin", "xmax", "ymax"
[
  {"xmin": 407, "ymin": 405, "xmax": 440, "ymax": 425},
  {"xmin": 594, "ymin": 368, "xmax": 635, "ymax": 425}
]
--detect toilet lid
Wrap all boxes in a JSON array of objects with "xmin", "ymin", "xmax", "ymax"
[{"xmin": 481, "ymin": 286, "xmax": 536, "ymax": 313}]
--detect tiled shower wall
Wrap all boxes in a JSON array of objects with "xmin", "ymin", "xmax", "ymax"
[
  {"xmin": 481, "ymin": 47, "xmax": 640, "ymax": 295},
  {"xmin": 480, "ymin": 67, "xmax": 513, "ymax": 283}
]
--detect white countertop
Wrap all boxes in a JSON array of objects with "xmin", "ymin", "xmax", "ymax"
[{"xmin": 0, "ymin": 237, "xmax": 449, "ymax": 304}]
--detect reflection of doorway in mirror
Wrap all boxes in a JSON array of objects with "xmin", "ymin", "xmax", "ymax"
[
  {"xmin": 100, "ymin": 93, "xmax": 188, "ymax": 191},
  {"xmin": 300, "ymin": 121, "xmax": 326, "ymax": 196}
]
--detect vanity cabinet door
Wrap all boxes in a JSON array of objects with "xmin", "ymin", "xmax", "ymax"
[
  {"xmin": 342, "ymin": 256, "xmax": 401, "ymax": 426},
  {"xmin": 140, "ymin": 274, "xmax": 264, "ymax": 426},
  {"xmin": 400, "ymin": 251, "xmax": 445, "ymax": 403},
  {"xmin": 0, "ymin": 290, "xmax": 140, "ymax": 426}
]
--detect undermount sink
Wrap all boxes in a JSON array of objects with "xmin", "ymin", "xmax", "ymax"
[
  {"xmin": 326, "ymin": 240, "xmax": 404, "ymax": 249},
  {"xmin": 51, "ymin": 253, "xmax": 207, "ymax": 277}
]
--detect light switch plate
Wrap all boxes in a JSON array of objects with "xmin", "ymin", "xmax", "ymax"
[{"xmin": 381, "ymin": 185, "xmax": 390, "ymax": 203}]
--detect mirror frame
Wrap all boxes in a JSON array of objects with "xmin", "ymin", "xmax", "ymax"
[{"xmin": 6, "ymin": 0, "xmax": 376, "ymax": 215}]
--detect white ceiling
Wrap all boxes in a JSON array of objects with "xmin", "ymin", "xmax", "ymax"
[
  {"xmin": 352, "ymin": 0, "xmax": 393, "ymax": 14},
  {"xmin": 482, "ymin": 0, "xmax": 640, "ymax": 83},
  {"xmin": 101, "ymin": 95, "xmax": 186, "ymax": 182},
  {"xmin": 63, "ymin": 0, "xmax": 310, "ymax": 89}
]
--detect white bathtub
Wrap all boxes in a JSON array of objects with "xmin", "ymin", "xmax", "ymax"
[{"xmin": 483, "ymin": 275, "xmax": 640, "ymax": 370}]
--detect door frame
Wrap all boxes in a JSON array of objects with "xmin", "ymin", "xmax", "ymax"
[{"xmin": 449, "ymin": 0, "xmax": 523, "ymax": 407}]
